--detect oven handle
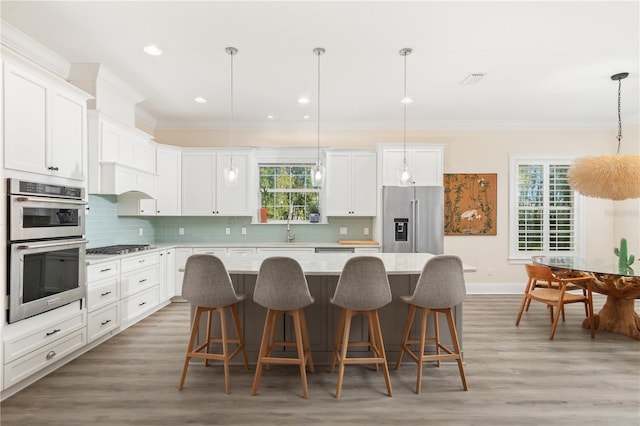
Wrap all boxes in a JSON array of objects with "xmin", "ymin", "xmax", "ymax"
[
  {"xmin": 14, "ymin": 196, "xmax": 87, "ymax": 205},
  {"xmin": 16, "ymin": 239, "xmax": 87, "ymax": 250}
]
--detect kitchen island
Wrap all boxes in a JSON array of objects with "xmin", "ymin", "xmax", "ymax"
[{"xmin": 192, "ymin": 251, "xmax": 476, "ymax": 364}]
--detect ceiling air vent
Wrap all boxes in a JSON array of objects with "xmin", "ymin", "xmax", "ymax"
[{"xmin": 460, "ymin": 73, "xmax": 486, "ymax": 85}]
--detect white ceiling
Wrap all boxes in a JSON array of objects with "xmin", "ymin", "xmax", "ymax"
[{"xmin": 1, "ymin": 1, "xmax": 639, "ymax": 131}]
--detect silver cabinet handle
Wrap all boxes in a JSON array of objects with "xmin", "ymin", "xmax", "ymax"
[{"xmin": 46, "ymin": 350, "xmax": 57, "ymax": 360}]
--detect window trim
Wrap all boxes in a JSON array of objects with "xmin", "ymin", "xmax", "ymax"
[{"xmin": 509, "ymin": 155, "xmax": 585, "ymax": 263}]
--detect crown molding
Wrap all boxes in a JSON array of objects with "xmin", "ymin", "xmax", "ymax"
[
  {"xmin": 135, "ymin": 106, "xmax": 158, "ymax": 130},
  {"xmin": 0, "ymin": 20, "xmax": 70, "ymax": 78}
]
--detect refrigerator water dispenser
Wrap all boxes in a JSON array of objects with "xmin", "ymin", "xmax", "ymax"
[{"xmin": 394, "ymin": 218, "xmax": 408, "ymax": 241}]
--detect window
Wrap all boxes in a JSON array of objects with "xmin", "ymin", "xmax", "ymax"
[
  {"xmin": 259, "ymin": 164, "xmax": 320, "ymax": 221},
  {"xmin": 509, "ymin": 156, "xmax": 583, "ymax": 260}
]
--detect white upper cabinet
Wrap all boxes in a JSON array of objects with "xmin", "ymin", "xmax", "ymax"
[
  {"xmin": 325, "ymin": 151, "xmax": 377, "ymax": 216},
  {"xmin": 381, "ymin": 145, "xmax": 444, "ymax": 186},
  {"xmin": 155, "ymin": 144, "xmax": 181, "ymax": 216},
  {"xmin": 181, "ymin": 149, "xmax": 251, "ymax": 216},
  {"xmin": 3, "ymin": 59, "xmax": 89, "ymax": 181}
]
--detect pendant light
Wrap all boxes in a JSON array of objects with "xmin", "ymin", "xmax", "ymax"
[
  {"xmin": 223, "ymin": 46, "xmax": 239, "ymax": 186},
  {"xmin": 398, "ymin": 47, "xmax": 413, "ymax": 186},
  {"xmin": 310, "ymin": 47, "xmax": 326, "ymax": 187},
  {"xmin": 568, "ymin": 72, "xmax": 640, "ymax": 200}
]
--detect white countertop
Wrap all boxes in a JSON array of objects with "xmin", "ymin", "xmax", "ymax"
[{"xmin": 215, "ymin": 252, "xmax": 476, "ymax": 275}]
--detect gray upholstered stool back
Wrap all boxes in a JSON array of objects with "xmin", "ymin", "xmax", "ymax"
[
  {"xmin": 253, "ymin": 257, "xmax": 314, "ymax": 311},
  {"xmin": 404, "ymin": 255, "xmax": 466, "ymax": 309},
  {"xmin": 331, "ymin": 256, "xmax": 392, "ymax": 311},
  {"xmin": 182, "ymin": 254, "xmax": 246, "ymax": 307}
]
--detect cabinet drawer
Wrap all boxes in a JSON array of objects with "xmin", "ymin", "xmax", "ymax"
[
  {"xmin": 87, "ymin": 260, "xmax": 119, "ymax": 282},
  {"xmin": 87, "ymin": 304, "xmax": 120, "ymax": 343},
  {"xmin": 193, "ymin": 248, "xmax": 227, "ymax": 256},
  {"xmin": 121, "ymin": 252, "xmax": 159, "ymax": 273},
  {"xmin": 120, "ymin": 285, "xmax": 160, "ymax": 325},
  {"xmin": 121, "ymin": 266, "xmax": 159, "ymax": 298},
  {"xmin": 3, "ymin": 328, "xmax": 86, "ymax": 389},
  {"xmin": 4, "ymin": 311, "xmax": 85, "ymax": 364},
  {"xmin": 87, "ymin": 277, "xmax": 119, "ymax": 312}
]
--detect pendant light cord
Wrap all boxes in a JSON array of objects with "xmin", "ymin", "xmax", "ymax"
[
  {"xmin": 317, "ymin": 50, "xmax": 321, "ymax": 164},
  {"xmin": 403, "ymin": 51, "xmax": 407, "ymax": 165},
  {"xmin": 616, "ymin": 77, "xmax": 622, "ymax": 154},
  {"xmin": 229, "ymin": 48, "xmax": 235, "ymax": 164}
]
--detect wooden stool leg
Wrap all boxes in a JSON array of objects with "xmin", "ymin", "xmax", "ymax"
[
  {"xmin": 178, "ymin": 306, "xmax": 203, "ymax": 390},
  {"xmin": 433, "ymin": 310, "xmax": 441, "ymax": 367},
  {"xmin": 219, "ymin": 306, "xmax": 231, "ymax": 394},
  {"xmin": 367, "ymin": 311, "xmax": 379, "ymax": 372},
  {"xmin": 416, "ymin": 307, "xmax": 428, "ymax": 394},
  {"xmin": 335, "ymin": 309, "xmax": 353, "ymax": 399},
  {"xmin": 230, "ymin": 303, "xmax": 250, "ymax": 370},
  {"xmin": 265, "ymin": 311, "xmax": 278, "ymax": 371},
  {"xmin": 445, "ymin": 308, "xmax": 468, "ymax": 390},
  {"xmin": 292, "ymin": 310, "xmax": 310, "ymax": 399},
  {"xmin": 204, "ymin": 309, "xmax": 213, "ymax": 367},
  {"xmin": 329, "ymin": 308, "xmax": 345, "ymax": 373},
  {"xmin": 252, "ymin": 309, "xmax": 274, "ymax": 396},
  {"xmin": 299, "ymin": 309, "xmax": 314, "ymax": 373},
  {"xmin": 372, "ymin": 310, "xmax": 392, "ymax": 397},
  {"xmin": 395, "ymin": 304, "xmax": 416, "ymax": 369}
]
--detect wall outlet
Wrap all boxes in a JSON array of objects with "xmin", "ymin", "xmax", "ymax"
[
  {"xmin": 179, "ymin": 227, "xmax": 184, "ymax": 235},
  {"xmin": 139, "ymin": 228, "xmax": 143, "ymax": 236},
  {"xmin": 225, "ymin": 227, "xmax": 231, "ymax": 235},
  {"xmin": 339, "ymin": 226, "xmax": 348, "ymax": 235},
  {"xmin": 241, "ymin": 227, "xmax": 247, "ymax": 235},
  {"xmin": 364, "ymin": 227, "xmax": 369, "ymax": 236}
]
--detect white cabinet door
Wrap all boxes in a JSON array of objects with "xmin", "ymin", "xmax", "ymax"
[
  {"xmin": 158, "ymin": 249, "xmax": 176, "ymax": 302},
  {"xmin": 182, "ymin": 152, "xmax": 216, "ymax": 215},
  {"xmin": 3, "ymin": 61, "xmax": 48, "ymax": 175},
  {"xmin": 50, "ymin": 89, "xmax": 86, "ymax": 180},
  {"xmin": 325, "ymin": 153, "xmax": 351, "ymax": 216},
  {"xmin": 156, "ymin": 145, "xmax": 181, "ymax": 215},
  {"xmin": 381, "ymin": 146, "xmax": 443, "ymax": 186},
  {"xmin": 325, "ymin": 151, "xmax": 377, "ymax": 216},
  {"xmin": 182, "ymin": 150, "xmax": 251, "ymax": 216},
  {"xmin": 350, "ymin": 152, "xmax": 377, "ymax": 215},
  {"xmin": 174, "ymin": 248, "xmax": 193, "ymax": 297},
  {"xmin": 216, "ymin": 152, "xmax": 250, "ymax": 216}
]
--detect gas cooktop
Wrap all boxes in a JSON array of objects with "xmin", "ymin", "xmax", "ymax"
[{"xmin": 86, "ymin": 244, "xmax": 152, "ymax": 255}]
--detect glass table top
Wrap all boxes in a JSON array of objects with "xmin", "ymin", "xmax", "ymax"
[{"xmin": 534, "ymin": 256, "xmax": 639, "ymax": 278}]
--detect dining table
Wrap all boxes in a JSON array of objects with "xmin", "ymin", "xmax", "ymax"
[{"xmin": 534, "ymin": 256, "xmax": 640, "ymax": 340}]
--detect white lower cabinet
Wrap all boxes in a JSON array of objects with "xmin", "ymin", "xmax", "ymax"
[
  {"xmin": 120, "ymin": 286, "xmax": 160, "ymax": 326},
  {"xmin": 2, "ymin": 302, "xmax": 86, "ymax": 391},
  {"xmin": 158, "ymin": 249, "xmax": 176, "ymax": 302},
  {"xmin": 86, "ymin": 260, "xmax": 120, "ymax": 343},
  {"xmin": 174, "ymin": 248, "xmax": 193, "ymax": 297},
  {"xmin": 87, "ymin": 304, "xmax": 119, "ymax": 343},
  {"xmin": 3, "ymin": 329, "xmax": 86, "ymax": 389}
]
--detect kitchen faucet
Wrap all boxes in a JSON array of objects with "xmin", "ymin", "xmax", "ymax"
[{"xmin": 286, "ymin": 206, "xmax": 295, "ymax": 243}]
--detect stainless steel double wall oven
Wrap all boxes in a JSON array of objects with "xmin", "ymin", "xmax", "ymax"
[{"xmin": 7, "ymin": 178, "xmax": 87, "ymax": 323}]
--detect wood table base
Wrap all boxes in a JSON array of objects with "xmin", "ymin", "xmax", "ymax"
[
  {"xmin": 552, "ymin": 269, "xmax": 640, "ymax": 340},
  {"xmin": 582, "ymin": 296, "xmax": 640, "ymax": 340}
]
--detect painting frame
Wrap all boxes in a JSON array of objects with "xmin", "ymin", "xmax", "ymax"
[{"xmin": 444, "ymin": 173, "xmax": 497, "ymax": 236}]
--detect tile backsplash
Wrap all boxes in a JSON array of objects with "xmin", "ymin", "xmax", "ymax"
[{"xmin": 86, "ymin": 195, "xmax": 374, "ymax": 247}]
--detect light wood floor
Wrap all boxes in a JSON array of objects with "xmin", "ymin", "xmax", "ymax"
[{"xmin": 1, "ymin": 295, "xmax": 639, "ymax": 425}]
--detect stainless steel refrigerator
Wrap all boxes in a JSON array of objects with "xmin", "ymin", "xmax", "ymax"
[{"xmin": 382, "ymin": 186, "xmax": 444, "ymax": 254}]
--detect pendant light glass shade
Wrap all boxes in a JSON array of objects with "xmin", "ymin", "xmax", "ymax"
[
  {"xmin": 224, "ymin": 46, "xmax": 238, "ymax": 187},
  {"xmin": 398, "ymin": 47, "xmax": 412, "ymax": 186},
  {"xmin": 311, "ymin": 47, "xmax": 325, "ymax": 187},
  {"xmin": 568, "ymin": 72, "xmax": 640, "ymax": 200}
]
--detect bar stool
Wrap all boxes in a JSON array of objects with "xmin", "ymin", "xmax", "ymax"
[
  {"xmin": 395, "ymin": 255, "xmax": 468, "ymax": 394},
  {"xmin": 178, "ymin": 255, "xmax": 249, "ymax": 393},
  {"xmin": 251, "ymin": 257, "xmax": 315, "ymax": 399},
  {"xmin": 329, "ymin": 256, "xmax": 392, "ymax": 399}
]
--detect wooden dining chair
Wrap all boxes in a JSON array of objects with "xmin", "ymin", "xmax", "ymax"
[{"xmin": 516, "ymin": 263, "xmax": 595, "ymax": 340}]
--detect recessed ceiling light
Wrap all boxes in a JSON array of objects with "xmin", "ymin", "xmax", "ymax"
[
  {"xmin": 303, "ymin": 115, "xmax": 310, "ymax": 119},
  {"xmin": 267, "ymin": 115, "xmax": 274, "ymax": 119},
  {"xmin": 194, "ymin": 97, "xmax": 207, "ymax": 103},
  {"xmin": 460, "ymin": 73, "xmax": 486, "ymax": 85},
  {"xmin": 298, "ymin": 97, "xmax": 310, "ymax": 104},
  {"xmin": 400, "ymin": 97, "xmax": 414, "ymax": 104},
  {"xmin": 143, "ymin": 44, "xmax": 163, "ymax": 56}
]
